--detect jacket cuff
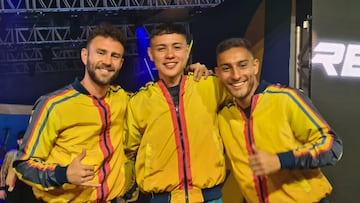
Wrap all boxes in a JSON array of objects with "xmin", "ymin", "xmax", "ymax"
[
  {"xmin": 277, "ymin": 151, "xmax": 295, "ymax": 169},
  {"xmin": 55, "ymin": 165, "xmax": 69, "ymax": 185}
]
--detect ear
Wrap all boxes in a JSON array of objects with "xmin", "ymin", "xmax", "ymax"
[
  {"xmin": 119, "ymin": 57, "xmax": 124, "ymax": 68},
  {"xmin": 214, "ymin": 66, "xmax": 219, "ymax": 76},
  {"xmin": 81, "ymin": 48, "xmax": 88, "ymax": 65},
  {"xmin": 253, "ymin": 58, "xmax": 260, "ymax": 75},
  {"xmin": 148, "ymin": 47, "xmax": 154, "ymax": 61}
]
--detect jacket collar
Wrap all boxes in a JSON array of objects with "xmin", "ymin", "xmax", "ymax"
[
  {"xmin": 71, "ymin": 78, "xmax": 90, "ymax": 95},
  {"xmin": 254, "ymin": 80, "xmax": 271, "ymax": 95}
]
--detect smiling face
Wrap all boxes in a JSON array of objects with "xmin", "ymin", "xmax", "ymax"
[
  {"xmin": 81, "ymin": 36, "xmax": 124, "ymax": 87},
  {"xmin": 216, "ymin": 47, "xmax": 259, "ymax": 109},
  {"xmin": 148, "ymin": 33, "xmax": 189, "ymax": 87}
]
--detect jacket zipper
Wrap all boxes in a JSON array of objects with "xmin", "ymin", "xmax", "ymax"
[
  {"xmin": 245, "ymin": 106, "xmax": 266, "ymax": 203},
  {"xmin": 175, "ymin": 104, "xmax": 189, "ymax": 203},
  {"xmin": 95, "ymin": 97, "xmax": 111, "ymax": 203}
]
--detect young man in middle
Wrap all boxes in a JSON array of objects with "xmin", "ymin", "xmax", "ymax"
[{"xmin": 124, "ymin": 23, "xmax": 228, "ymax": 203}]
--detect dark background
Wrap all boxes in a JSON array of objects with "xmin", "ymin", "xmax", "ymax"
[{"xmin": 311, "ymin": 0, "xmax": 360, "ymax": 202}]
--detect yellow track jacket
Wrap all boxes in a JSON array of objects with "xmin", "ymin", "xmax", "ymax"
[
  {"xmin": 125, "ymin": 75, "xmax": 227, "ymax": 203},
  {"xmin": 218, "ymin": 81, "xmax": 343, "ymax": 203},
  {"xmin": 14, "ymin": 79, "xmax": 134, "ymax": 203}
]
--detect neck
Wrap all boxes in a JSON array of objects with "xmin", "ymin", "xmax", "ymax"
[
  {"xmin": 80, "ymin": 79, "xmax": 108, "ymax": 99},
  {"xmin": 160, "ymin": 75, "xmax": 182, "ymax": 87},
  {"xmin": 235, "ymin": 99, "xmax": 250, "ymax": 110}
]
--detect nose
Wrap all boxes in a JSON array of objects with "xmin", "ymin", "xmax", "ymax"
[
  {"xmin": 231, "ymin": 67, "xmax": 241, "ymax": 80},
  {"xmin": 165, "ymin": 47, "xmax": 175, "ymax": 59},
  {"xmin": 102, "ymin": 54, "xmax": 112, "ymax": 66}
]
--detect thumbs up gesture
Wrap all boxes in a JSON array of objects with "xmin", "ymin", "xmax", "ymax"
[
  {"xmin": 248, "ymin": 145, "xmax": 281, "ymax": 176},
  {"xmin": 66, "ymin": 149, "xmax": 101, "ymax": 187}
]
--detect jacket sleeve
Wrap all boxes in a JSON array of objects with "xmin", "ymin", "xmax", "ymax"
[
  {"xmin": 214, "ymin": 76, "xmax": 232, "ymax": 109},
  {"xmin": 204, "ymin": 76, "xmax": 231, "ymax": 110},
  {"xmin": 277, "ymin": 88, "xmax": 343, "ymax": 169},
  {"xmin": 123, "ymin": 100, "xmax": 142, "ymax": 161},
  {"xmin": 13, "ymin": 96, "xmax": 68, "ymax": 191},
  {"xmin": 122, "ymin": 99, "xmax": 141, "ymax": 202}
]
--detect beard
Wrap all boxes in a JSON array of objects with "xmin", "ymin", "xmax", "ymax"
[
  {"xmin": 231, "ymin": 77, "xmax": 258, "ymax": 109},
  {"xmin": 86, "ymin": 60, "xmax": 119, "ymax": 86}
]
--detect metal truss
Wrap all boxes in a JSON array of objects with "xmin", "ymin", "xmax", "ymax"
[
  {"xmin": 0, "ymin": 47, "xmax": 42, "ymax": 62},
  {"xmin": 0, "ymin": 24, "xmax": 136, "ymax": 45},
  {"xmin": 0, "ymin": 0, "xmax": 223, "ymax": 13},
  {"xmin": 0, "ymin": 23, "xmax": 190, "ymax": 50},
  {"xmin": 0, "ymin": 22, "xmax": 190, "ymax": 73},
  {"xmin": 0, "ymin": 46, "xmax": 83, "ymax": 62},
  {"xmin": 0, "ymin": 0, "xmax": 207, "ymax": 74},
  {"xmin": 0, "ymin": 60, "xmax": 83, "ymax": 75},
  {"xmin": 0, "ymin": 23, "xmax": 189, "ymax": 45},
  {"xmin": 0, "ymin": 41, "xmax": 138, "ymax": 62}
]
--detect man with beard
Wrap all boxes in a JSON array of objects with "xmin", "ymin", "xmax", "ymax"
[
  {"xmin": 215, "ymin": 38, "xmax": 343, "ymax": 203},
  {"xmin": 13, "ymin": 23, "xmax": 135, "ymax": 203}
]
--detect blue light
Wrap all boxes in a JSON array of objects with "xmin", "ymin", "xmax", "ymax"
[{"xmin": 136, "ymin": 26, "xmax": 157, "ymax": 87}]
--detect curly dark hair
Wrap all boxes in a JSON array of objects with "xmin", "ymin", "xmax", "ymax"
[
  {"xmin": 150, "ymin": 22, "xmax": 187, "ymax": 41},
  {"xmin": 86, "ymin": 23, "xmax": 127, "ymax": 48}
]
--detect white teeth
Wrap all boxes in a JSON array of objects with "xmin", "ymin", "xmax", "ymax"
[
  {"xmin": 165, "ymin": 63, "xmax": 176, "ymax": 68},
  {"xmin": 98, "ymin": 67, "xmax": 114, "ymax": 71},
  {"xmin": 232, "ymin": 81, "xmax": 245, "ymax": 87},
  {"xmin": 98, "ymin": 68, "xmax": 113, "ymax": 73}
]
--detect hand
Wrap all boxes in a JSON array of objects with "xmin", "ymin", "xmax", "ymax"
[
  {"xmin": 249, "ymin": 145, "xmax": 281, "ymax": 176},
  {"xmin": 66, "ymin": 149, "xmax": 101, "ymax": 187},
  {"xmin": 0, "ymin": 190, "xmax": 6, "ymax": 200},
  {"xmin": 187, "ymin": 62, "xmax": 212, "ymax": 81},
  {"xmin": 7, "ymin": 185, "xmax": 14, "ymax": 192}
]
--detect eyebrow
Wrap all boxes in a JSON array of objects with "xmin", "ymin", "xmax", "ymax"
[
  {"xmin": 219, "ymin": 59, "xmax": 249, "ymax": 66},
  {"xmin": 96, "ymin": 48, "xmax": 106, "ymax": 52},
  {"xmin": 154, "ymin": 42, "xmax": 185, "ymax": 47},
  {"xmin": 97, "ymin": 48, "xmax": 121, "ymax": 56}
]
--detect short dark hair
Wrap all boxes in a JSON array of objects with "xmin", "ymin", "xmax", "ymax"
[
  {"xmin": 86, "ymin": 23, "xmax": 126, "ymax": 48},
  {"xmin": 150, "ymin": 23, "xmax": 187, "ymax": 41},
  {"xmin": 216, "ymin": 38, "xmax": 253, "ymax": 57},
  {"xmin": 17, "ymin": 130, "xmax": 25, "ymax": 140}
]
